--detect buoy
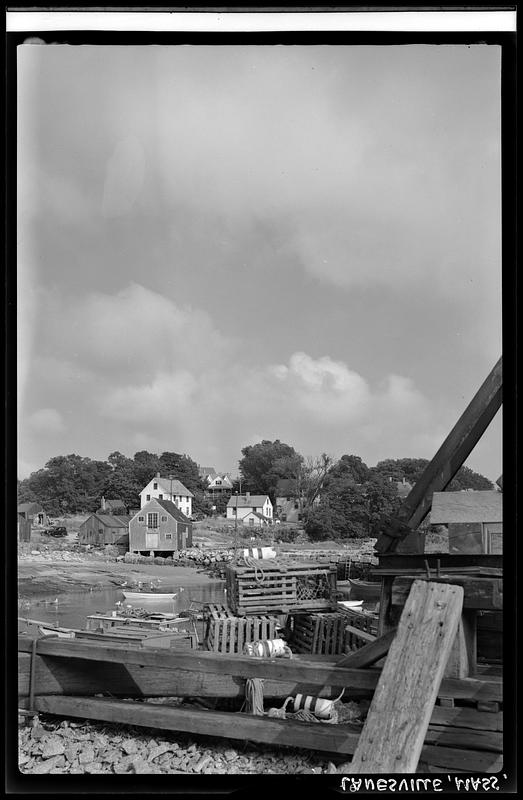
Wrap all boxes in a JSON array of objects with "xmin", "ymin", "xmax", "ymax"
[
  {"xmin": 284, "ymin": 689, "xmax": 345, "ymax": 720},
  {"xmin": 243, "ymin": 638, "xmax": 289, "ymax": 658}
]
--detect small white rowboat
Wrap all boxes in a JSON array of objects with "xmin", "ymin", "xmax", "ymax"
[
  {"xmin": 122, "ymin": 591, "xmax": 178, "ymax": 603},
  {"xmin": 38, "ymin": 625, "xmax": 76, "ymax": 638},
  {"xmin": 337, "ymin": 600, "xmax": 364, "ymax": 609}
]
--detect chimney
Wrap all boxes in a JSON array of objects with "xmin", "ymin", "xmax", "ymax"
[
  {"xmin": 403, "ymin": 477, "xmax": 406, "ymax": 485},
  {"xmin": 156, "ymin": 472, "xmax": 160, "ymax": 478},
  {"xmin": 101, "ymin": 496, "xmax": 106, "ymax": 510},
  {"xmin": 245, "ymin": 491, "xmax": 250, "ymax": 500}
]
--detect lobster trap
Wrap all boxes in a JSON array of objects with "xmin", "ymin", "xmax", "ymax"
[
  {"xmin": 203, "ymin": 604, "xmax": 282, "ymax": 654},
  {"xmin": 225, "ymin": 559, "xmax": 338, "ymax": 616},
  {"xmin": 289, "ymin": 612, "xmax": 348, "ymax": 655}
]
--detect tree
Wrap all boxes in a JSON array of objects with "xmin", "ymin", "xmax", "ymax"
[
  {"xmin": 238, "ymin": 440, "xmax": 303, "ymax": 504},
  {"xmin": 372, "ymin": 458, "xmax": 494, "ymax": 491},
  {"xmin": 18, "ymin": 454, "xmax": 112, "ymax": 514},
  {"xmin": 305, "ymin": 454, "xmax": 402, "ymax": 541},
  {"xmin": 103, "ymin": 451, "xmax": 141, "ymax": 509},
  {"xmin": 298, "ymin": 454, "xmax": 334, "ymax": 520}
]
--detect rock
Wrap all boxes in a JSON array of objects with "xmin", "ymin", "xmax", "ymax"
[
  {"xmin": 31, "ymin": 725, "xmax": 45, "ymax": 741},
  {"xmin": 224, "ymin": 749, "xmax": 238, "ymax": 762},
  {"xmin": 186, "ymin": 743, "xmax": 198, "ymax": 754},
  {"xmin": 41, "ymin": 736, "xmax": 65, "ymax": 759},
  {"xmin": 78, "ymin": 746, "xmax": 95, "ymax": 764},
  {"xmin": 193, "ymin": 755, "xmax": 213, "ymax": 773},
  {"xmin": 18, "ymin": 754, "xmax": 30, "ymax": 767},
  {"xmin": 84, "ymin": 762, "xmax": 103, "ymax": 773},
  {"xmin": 326, "ymin": 762, "xmax": 338, "ymax": 774},
  {"xmin": 64, "ymin": 744, "xmax": 80, "ymax": 762},
  {"xmin": 131, "ymin": 758, "xmax": 150, "ymax": 774},
  {"xmin": 148, "ymin": 744, "xmax": 172, "ymax": 762},
  {"xmin": 32, "ymin": 755, "xmax": 66, "ymax": 774},
  {"xmin": 122, "ymin": 739, "xmax": 138, "ymax": 755}
]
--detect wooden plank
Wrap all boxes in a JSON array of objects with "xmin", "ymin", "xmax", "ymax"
[
  {"xmin": 28, "ymin": 695, "xmax": 503, "ymax": 772},
  {"xmin": 349, "ymin": 580, "xmax": 464, "ymax": 774},
  {"xmin": 17, "ymin": 636, "xmax": 501, "ymax": 702},
  {"xmin": 33, "ymin": 695, "xmax": 362, "ymax": 755},
  {"xmin": 344, "ymin": 625, "xmax": 377, "ymax": 644},
  {"xmin": 337, "ymin": 629, "xmax": 397, "ymax": 670},
  {"xmin": 445, "ymin": 610, "xmax": 477, "ymax": 679},
  {"xmin": 430, "ymin": 706, "xmax": 503, "ymax": 732},
  {"xmin": 378, "ymin": 554, "xmax": 502, "ymax": 571},
  {"xmin": 392, "ymin": 576, "xmax": 502, "ymax": 611},
  {"xmin": 374, "ymin": 358, "xmax": 502, "ymax": 555},
  {"xmin": 425, "ymin": 724, "xmax": 502, "ymax": 753}
]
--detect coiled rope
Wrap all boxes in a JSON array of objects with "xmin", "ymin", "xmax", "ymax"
[{"xmin": 242, "ymin": 554, "xmax": 265, "ymax": 584}]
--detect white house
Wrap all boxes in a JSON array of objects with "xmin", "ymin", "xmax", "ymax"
[
  {"xmin": 140, "ymin": 473, "xmax": 194, "ymax": 518},
  {"xmin": 206, "ymin": 473, "xmax": 234, "ymax": 495},
  {"xmin": 226, "ymin": 493, "xmax": 273, "ymax": 526}
]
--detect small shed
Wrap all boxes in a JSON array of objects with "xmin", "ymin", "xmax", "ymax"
[
  {"xmin": 97, "ymin": 497, "xmax": 128, "ymax": 514},
  {"xmin": 17, "ymin": 502, "xmax": 47, "ymax": 527},
  {"xmin": 18, "ymin": 513, "xmax": 32, "ymax": 542},
  {"xmin": 241, "ymin": 510, "xmax": 273, "ymax": 527},
  {"xmin": 129, "ymin": 499, "xmax": 192, "ymax": 556},
  {"xmin": 430, "ymin": 490, "xmax": 502, "ymax": 554},
  {"xmin": 78, "ymin": 514, "xmax": 130, "ymax": 547}
]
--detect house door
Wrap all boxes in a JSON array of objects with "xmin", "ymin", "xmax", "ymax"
[
  {"xmin": 145, "ymin": 532, "xmax": 159, "ymax": 549},
  {"xmin": 249, "ymin": 518, "xmax": 254, "ymax": 526}
]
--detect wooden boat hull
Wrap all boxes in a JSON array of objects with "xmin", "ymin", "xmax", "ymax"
[
  {"xmin": 38, "ymin": 626, "xmax": 75, "ymax": 639},
  {"xmin": 122, "ymin": 591, "xmax": 177, "ymax": 602},
  {"xmin": 338, "ymin": 578, "xmax": 381, "ymax": 601}
]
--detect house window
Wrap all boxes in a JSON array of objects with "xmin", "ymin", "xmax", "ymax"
[
  {"xmin": 153, "ymin": 482, "xmax": 158, "ymax": 490},
  {"xmin": 146, "ymin": 494, "xmax": 150, "ymax": 501},
  {"xmin": 161, "ymin": 515, "xmax": 168, "ymax": 522},
  {"xmin": 252, "ymin": 507, "xmax": 257, "ymax": 512},
  {"xmin": 165, "ymin": 533, "xmax": 172, "ymax": 540},
  {"xmin": 138, "ymin": 516, "xmax": 144, "ymax": 522},
  {"xmin": 147, "ymin": 513, "xmax": 159, "ymax": 529},
  {"xmin": 99, "ymin": 528, "xmax": 103, "ymax": 535},
  {"xmin": 159, "ymin": 494, "xmax": 163, "ymax": 499}
]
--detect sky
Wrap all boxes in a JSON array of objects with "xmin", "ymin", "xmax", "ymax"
[{"xmin": 17, "ymin": 43, "xmax": 502, "ymax": 482}]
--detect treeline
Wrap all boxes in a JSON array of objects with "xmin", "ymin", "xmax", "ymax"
[
  {"xmin": 17, "ymin": 451, "xmax": 209, "ymax": 517},
  {"xmin": 18, "ymin": 441, "xmax": 494, "ymax": 538}
]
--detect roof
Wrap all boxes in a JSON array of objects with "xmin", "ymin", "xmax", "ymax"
[
  {"xmin": 17, "ymin": 502, "xmax": 44, "ymax": 513},
  {"xmin": 396, "ymin": 480, "xmax": 413, "ymax": 499},
  {"xmin": 135, "ymin": 498, "xmax": 191, "ymax": 524},
  {"xmin": 243, "ymin": 511, "xmax": 271, "ymax": 522},
  {"xmin": 99, "ymin": 498, "xmax": 126, "ymax": 510},
  {"xmin": 208, "ymin": 474, "xmax": 233, "ymax": 487},
  {"xmin": 199, "ymin": 465, "xmax": 217, "ymax": 477},
  {"xmin": 430, "ymin": 491, "xmax": 502, "ymax": 525},
  {"xmin": 144, "ymin": 476, "xmax": 194, "ymax": 498},
  {"xmin": 88, "ymin": 514, "xmax": 130, "ymax": 528},
  {"xmin": 227, "ymin": 495, "xmax": 271, "ymax": 508}
]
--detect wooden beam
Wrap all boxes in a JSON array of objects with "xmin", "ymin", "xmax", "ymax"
[
  {"xmin": 17, "ymin": 652, "xmax": 348, "ymax": 701},
  {"xmin": 444, "ymin": 610, "xmax": 477, "ymax": 679},
  {"xmin": 377, "ymin": 554, "xmax": 502, "ymax": 571},
  {"xmin": 29, "ymin": 695, "xmax": 503, "ymax": 772},
  {"xmin": 375, "ymin": 357, "xmax": 502, "ymax": 553},
  {"xmin": 349, "ymin": 580, "xmax": 464, "ymax": 774},
  {"xmin": 336, "ymin": 629, "xmax": 396, "ymax": 669},
  {"xmin": 17, "ymin": 636, "xmax": 502, "ymax": 703}
]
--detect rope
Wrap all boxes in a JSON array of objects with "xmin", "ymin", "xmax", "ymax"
[
  {"xmin": 244, "ymin": 678, "xmax": 265, "ymax": 716},
  {"xmin": 242, "ymin": 554, "xmax": 265, "ymax": 584}
]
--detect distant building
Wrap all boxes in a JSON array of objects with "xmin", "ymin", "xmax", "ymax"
[
  {"xmin": 395, "ymin": 478, "xmax": 413, "ymax": 500},
  {"xmin": 226, "ymin": 493, "xmax": 273, "ymax": 526},
  {"xmin": 430, "ymin": 490, "xmax": 502, "ymax": 554},
  {"xmin": 199, "ymin": 466, "xmax": 218, "ymax": 483},
  {"xmin": 129, "ymin": 498, "xmax": 193, "ymax": 555},
  {"xmin": 17, "ymin": 502, "xmax": 47, "ymax": 527},
  {"xmin": 140, "ymin": 473, "xmax": 194, "ymax": 518},
  {"xmin": 78, "ymin": 514, "xmax": 131, "ymax": 547},
  {"xmin": 206, "ymin": 474, "xmax": 234, "ymax": 496},
  {"xmin": 275, "ymin": 479, "xmax": 300, "ymax": 524}
]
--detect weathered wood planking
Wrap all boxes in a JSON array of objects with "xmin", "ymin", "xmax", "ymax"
[
  {"xmin": 391, "ymin": 576, "xmax": 503, "ymax": 611},
  {"xmin": 28, "ymin": 695, "xmax": 503, "ymax": 771},
  {"xmin": 18, "ymin": 637, "xmax": 502, "ymax": 704},
  {"xmin": 349, "ymin": 580, "xmax": 464, "ymax": 774}
]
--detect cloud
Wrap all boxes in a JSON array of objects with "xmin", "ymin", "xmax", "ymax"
[
  {"xmin": 102, "ymin": 135, "xmax": 146, "ymax": 218},
  {"xmin": 27, "ymin": 408, "xmax": 66, "ymax": 435}
]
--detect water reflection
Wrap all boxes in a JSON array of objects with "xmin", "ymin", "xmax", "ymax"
[{"xmin": 19, "ymin": 582, "xmax": 226, "ymax": 631}]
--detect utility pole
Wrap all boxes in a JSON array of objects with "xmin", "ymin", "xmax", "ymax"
[
  {"xmin": 234, "ymin": 491, "xmax": 239, "ymax": 564},
  {"xmin": 169, "ymin": 474, "xmax": 173, "ymax": 504}
]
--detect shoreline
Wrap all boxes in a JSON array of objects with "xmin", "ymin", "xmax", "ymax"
[{"xmin": 18, "ymin": 556, "xmax": 224, "ymax": 601}]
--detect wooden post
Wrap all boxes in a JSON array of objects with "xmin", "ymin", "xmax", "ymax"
[
  {"xmin": 444, "ymin": 610, "xmax": 478, "ymax": 679},
  {"xmin": 348, "ymin": 580, "xmax": 464, "ymax": 774}
]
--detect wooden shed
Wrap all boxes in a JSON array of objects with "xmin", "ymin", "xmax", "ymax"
[
  {"xmin": 129, "ymin": 499, "xmax": 192, "ymax": 556},
  {"xmin": 78, "ymin": 514, "xmax": 130, "ymax": 547},
  {"xmin": 17, "ymin": 502, "xmax": 47, "ymax": 527},
  {"xmin": 17, "ymin": 513, "xmax": 32, "ymax": 542},
  {"xmin": 430, "ymin": 490, "xmax": 502, "ymax": 554}
]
